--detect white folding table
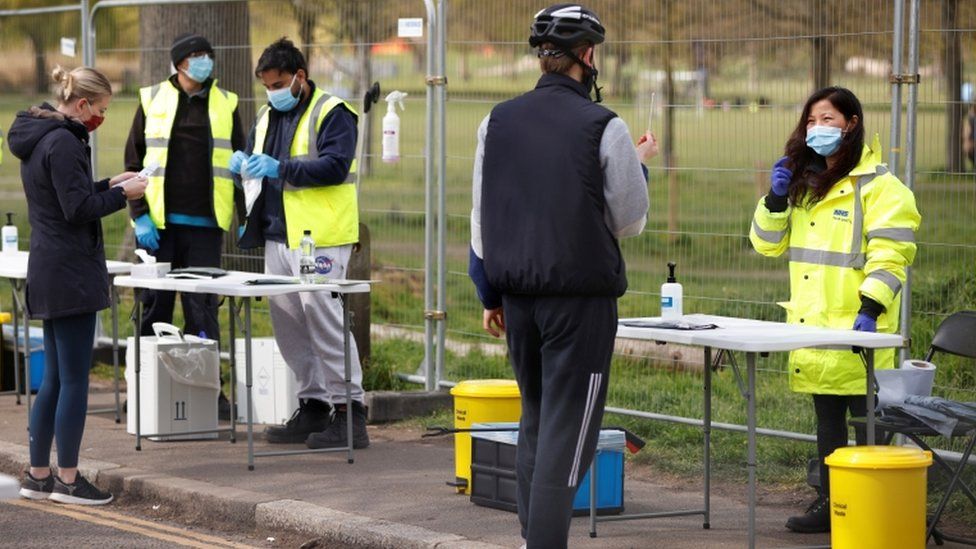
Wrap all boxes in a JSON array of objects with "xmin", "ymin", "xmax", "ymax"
[
  {"xmin": 589, "ymin": 314, "xmax": 904, "ymax": 549},
  {"xmin": 0, "ymin": 250, "xmax": 130, "ymax": 424},
  {"xmin": 113, "ymin": 271, "xmax": 371, "ymax": 469}
]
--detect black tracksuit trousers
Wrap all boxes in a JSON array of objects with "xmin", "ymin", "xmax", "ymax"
[{"xmin": 503, "ymin": 294, "xmax": 617, "ymax": 549}]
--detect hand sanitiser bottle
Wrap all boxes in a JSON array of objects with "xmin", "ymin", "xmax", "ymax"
[
  {"xmin": 2, "ymin": 212, "xmax": 17, "ymax": 254},
  {"xmin": 661, "ymin": 262, "xmax": 683, "ymax": 319},
  {"xmin": 382, "ymin": 91, "xmax": 408, "ymax": 163}
]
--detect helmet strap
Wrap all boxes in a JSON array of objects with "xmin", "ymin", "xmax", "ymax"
[{"xmin": 562, "ymin": 48, "xmax": 603, "ymax": 103}]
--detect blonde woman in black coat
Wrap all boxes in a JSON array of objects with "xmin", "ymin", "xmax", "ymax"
[{"xmin": 7, "ymin": 66, "xmax": 147, "ymax": 505}]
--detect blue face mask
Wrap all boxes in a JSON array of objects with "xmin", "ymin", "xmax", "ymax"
[
  {"xmin": 267, "ymin": 73, "xmax": 300, "ymax": 112},
  {"xmin": 805, "ymin": 125, "xmax": 844, "ymax": 157},
  {"xmin": 183, "ymin": 55, "xmax": 214, "ymax": 83}
]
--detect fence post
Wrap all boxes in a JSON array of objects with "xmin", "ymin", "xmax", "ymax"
[
  {"xmin": 422, "ymin": 0, "xmax": 437, "ymax": 391},
  {"xmin": 899, "ymin": 0, "xmax": 921, "ymax": 363}
]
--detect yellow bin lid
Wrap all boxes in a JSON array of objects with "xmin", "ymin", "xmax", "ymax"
[
  {"xmin": 825, "ymin": 445, "xmax": 932, "ymax": 470},
  {"xmin": 450, "ymin": 379, "xmax": 520, "ymax": 398}
]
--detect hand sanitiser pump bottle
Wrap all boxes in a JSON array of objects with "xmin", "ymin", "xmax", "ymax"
[
  {"xmin": 661, "ymin": 262, "xmax": 683, "ymax": 319},
  {"xmin": 382, "ymin": 91, "xmax": 408, "ymax": 163},
  {"xmin": 2, "ymin": 212, "xmax": 17, "ymax": 254}
]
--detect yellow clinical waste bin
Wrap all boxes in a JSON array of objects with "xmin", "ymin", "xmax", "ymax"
[
  {"xmin": 826, "ymin": 445, "xmax": 932, "ymax": 549},
  {"xmin": 450, "ymin": 379, "xmax": 521, "ymax": 494}
]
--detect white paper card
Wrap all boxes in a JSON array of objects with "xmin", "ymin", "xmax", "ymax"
[
  {"xmin": 398, "ymin": 18, "xmax": 424, "ymax": 38},
  {"xmin": 60, "ymin": 37, "xmax": 76, "ymax": 57}
]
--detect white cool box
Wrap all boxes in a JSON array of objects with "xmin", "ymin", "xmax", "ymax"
[
  {"xmin": 234, "ymin": 337, "xmax": 300, "ymax": 425},
  {"xmin": 125, "ymin": 324, "xmax": 220, "ymax": 441}
]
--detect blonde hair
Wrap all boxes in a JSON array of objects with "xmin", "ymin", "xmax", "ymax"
[{"xmin": 51, "ymin": 65, "xmax": 112, "ymax": 106}]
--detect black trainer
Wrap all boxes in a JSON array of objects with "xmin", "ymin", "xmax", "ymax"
[
  {"xmin": 265, "ymin": 398, "xmax": 333, "ymax": 444},
  {"xmin": 19, "ymin": 471, "xmax": 54, "ymax": 500},
  {"xmin": 785, "ymin": 494, "xmax": 830, "ymax": 533},
  {"xmin": 306, "ymin": 401, "xmax": 370, "ymax": 450},
  {"xmin": 49, "ymin": 475, "xmax": 113, "ymax": 506}
]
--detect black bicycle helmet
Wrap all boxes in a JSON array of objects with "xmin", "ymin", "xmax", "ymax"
[{"xmin": 528, "ymin": 4, "xmax": 605, "ymax": 49}]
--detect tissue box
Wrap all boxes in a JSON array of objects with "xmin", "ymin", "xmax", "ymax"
[{"xmin": 131, "ymin": 262, "xmax": 171, "ymax": 278}]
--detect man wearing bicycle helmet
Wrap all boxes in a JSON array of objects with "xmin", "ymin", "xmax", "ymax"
[{"xmin": 468, "ymin": 4, "xmax": 658, "ymax": 547}]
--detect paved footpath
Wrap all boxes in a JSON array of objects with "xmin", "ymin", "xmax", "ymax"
[{"xmin": 0, "ymin": 390, "xmax": 969, "ymax": 548}]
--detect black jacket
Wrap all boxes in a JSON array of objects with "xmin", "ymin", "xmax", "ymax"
[
  {"xmin": 7, "ymin": 103, "xmax": 126, "ymax": 319},
  {"xmin": 481, "ymin": 73, "xmax": 625, "ymax": 297}
]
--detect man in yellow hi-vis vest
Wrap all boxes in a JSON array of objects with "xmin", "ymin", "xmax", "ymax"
[
  {"xmin": 125, "ymin": 33, "xmax": 245, "ymax": 418},
  {"xmin": 230, "ymin": 38, "xmax": 367, "ymax": 450}
]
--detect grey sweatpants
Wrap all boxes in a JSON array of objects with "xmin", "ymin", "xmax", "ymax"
[{"xmin": 264, "ymin": 240, "xmax": 364, "ymax": 405}]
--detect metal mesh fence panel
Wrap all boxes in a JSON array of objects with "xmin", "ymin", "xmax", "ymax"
[{"xmin": 0, "ymin": 1, "xmax": 971, "ymax": 449}]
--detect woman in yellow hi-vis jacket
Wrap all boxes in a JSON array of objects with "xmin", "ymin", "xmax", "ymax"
[{"xmin": 750, "ymin": 87, "xmax": 920, "ymax": 534}]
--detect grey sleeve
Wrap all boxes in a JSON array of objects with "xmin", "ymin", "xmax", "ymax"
[
  {"xmin": 470, "ymin": 115, "xmax": 490, "ymax": 258},
  {"xmin": 600, "ymin": 117, "xmax": 649, "ymax": 238}
]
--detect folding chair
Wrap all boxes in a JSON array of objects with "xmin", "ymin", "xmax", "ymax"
[{"xmin": 852, "ymin": 310, "xmax": 976, "ymax": 546}]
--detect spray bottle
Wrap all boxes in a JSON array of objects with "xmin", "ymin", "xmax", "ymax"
[
  {"xmin": 382, "ymin": 90, "xmax": 408, "ymax": 163},
  {"xmin": 2, "ymin": 212, "xmax": 17, "ymax": 254},
  {"xmin": 660, "ymin": 261, "xmax": 683, "ymax": 319}
]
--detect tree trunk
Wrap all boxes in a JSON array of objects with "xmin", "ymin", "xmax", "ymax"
[
  {"xmin": 29, "ymin": 33, "xmax": 47, "ymax": 95},
  {"xmin": 943, "ymin": 0, "xmax": 963, "ymax": 172},
  {"xmin": 138, "ymin": 4, "xmax": 255, "ymax": 271},
  {"xmin": 139, "ymin": 3, "xmax": 253, "ymax": 128},
  {"xmin": 664, "ymin": 0, "xmax": 679, "ymax": 244},
  {"xmin": 811, "ymin": 4, "xmax": 832, "ymax": 91}
]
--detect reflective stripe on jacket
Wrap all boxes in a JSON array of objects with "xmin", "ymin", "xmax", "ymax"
[
  {"xmin": 750, "ymin": 136, "xmax": 921, "ymax": 394},
  {"xmin": 139, "ymin": 80, "xmax": 237, "ymax": 231},
  {"xmin": 252, "ymin": 87, "xmax": 359, "ymax": 249}
]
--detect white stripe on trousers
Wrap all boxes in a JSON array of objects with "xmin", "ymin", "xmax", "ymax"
[{"xmin": 568, "ymin": 372, "xmax": 602, "ymax": 487}]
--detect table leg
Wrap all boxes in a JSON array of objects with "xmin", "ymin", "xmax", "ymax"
[
  {"xmin": 111, "ymin": 283, "xmax": 121, "ymax": 423},
  {"xmin": 244, "ymin": 297, "xmax": 255, "ymax": 471},
  {"xmin": 342, "ymin": 293, "xmax": 353, "ymax": 464},
  {"xmin": 11, "ymin": 286, "xmax": 21, "ymax": 406},
  {"xmin": 21, "ymin": 282, "xmax": 31, "ymax": 420},
  {"xmin": 865, "ymin": 349, "xmax": 875, "ymax": 444},
  {"xmin": 228, "ymin": 297, "xmax": 237, "ymax": 444},
  {"xmin": 703, "ymin": 346, "xmax": 712, "ymax": 529},
  {"xmin": 747, "ymin": 351, "xmax": 757, "ymax": 549},
  {"xmin": 589, "ymin": 456, "xmax": 598, "ymax": 537},
  {"xmin": 135, "ymin": 289, "xmax": 143, "ymax": 451}
]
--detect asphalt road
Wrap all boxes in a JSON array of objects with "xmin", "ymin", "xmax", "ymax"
[{"xmin": 0, "ymin": 497, "xmax": 327, "ymax": 548}]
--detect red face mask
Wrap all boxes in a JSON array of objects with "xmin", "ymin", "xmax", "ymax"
[{"xmin": 83, "ymin": 101, "xmax": 104, "ymax": 133}]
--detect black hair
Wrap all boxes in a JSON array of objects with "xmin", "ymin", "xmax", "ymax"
[
  {"xmin": 783, "ymin": 86, "xmax": 864, "ymax": 206},
  {"xmin": 255, "ymin": 37, "xmax": 307, "ymax": 77}
]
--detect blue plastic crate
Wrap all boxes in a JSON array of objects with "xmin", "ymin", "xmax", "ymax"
[{"xmin": 470, "ymin": 423, "xmax": 624, "ymax": 516}]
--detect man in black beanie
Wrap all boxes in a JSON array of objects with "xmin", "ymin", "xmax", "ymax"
[{"xmin": 124, "ymin": 33, "xmax": 246, "ymax": 419}]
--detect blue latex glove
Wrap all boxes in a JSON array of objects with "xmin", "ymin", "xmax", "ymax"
[
  {"xmin": 228, "ymin": 151, "xmax": 249, "ymax": 175},
  {"xmin": 245, "ymin": 154, "xmax": 280, "ymax": 179},
  {"xmin": 134, "ymin": 213, "xmax": 160, "ymax": 252},
  {"xmin": 237, "ymin": 225, "xmax": 245, "ymax": 239},
  {"xmin": 770, "ymin": 156, "xmax": 793, "ymax": 197},
  {"xmin": 853, "ymin": 313, "xmax": 877, "ymax": 332}
]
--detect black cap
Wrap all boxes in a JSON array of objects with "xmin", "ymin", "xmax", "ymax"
[{"xmin": 171, "ymin": 33, "xmax": 213, "ymax": 66}]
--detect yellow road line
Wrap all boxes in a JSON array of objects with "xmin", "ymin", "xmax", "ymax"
[
  {"xmin": 7, "ymin": 499, "xmax": 254, "ymax": 549},
  {"xmin": 77, "ymin": 503, "xmax": 256, "ymax": 549}
]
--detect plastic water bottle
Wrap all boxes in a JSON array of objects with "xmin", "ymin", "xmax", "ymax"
[
  {"xmin": 2, "ymin": 212, "xmax": 17, "ymax": 254},
  {"xmin": 661, "ymin": 262, "xmax": 683, "ymax": 319},
  {"xmin": 299, "ymin": 230, "xmax": 315, "ymax": 284}
]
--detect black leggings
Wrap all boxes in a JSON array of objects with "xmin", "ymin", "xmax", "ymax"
[
  {"xmin": 28, "ymin": 313, "xmax": 97, "ymax": 469},
  {"xmin": 813, "ymin": 393, "xmax": 871, "ymax": 496}
]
